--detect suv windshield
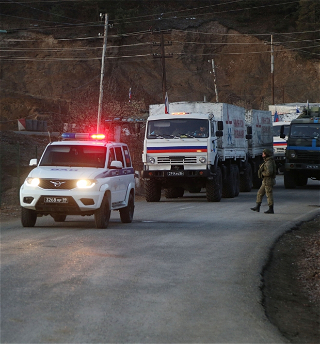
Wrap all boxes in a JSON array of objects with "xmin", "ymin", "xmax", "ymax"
[
  {"xmin": 40, "ymin": 145, "xmax": 107, "ymax": 167},
  {"xmin": 147, "ymin": 119, "xmax": 209, "ymax": 139}
]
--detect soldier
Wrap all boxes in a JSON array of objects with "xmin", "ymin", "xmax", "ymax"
[{"xmin": 251, "ymin": 148, "xmax": 277, "ymax": 214}]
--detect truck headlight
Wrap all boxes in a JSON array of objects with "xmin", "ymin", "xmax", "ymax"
[
  {"xmin": 148, "ymin": 157, "xmax": 156, "ymax": 164},
  {"xmin": 26, "ymin": 177, "xmax": 40, "ymax": 187},
  {"xmin": 76, "ymin": 179, "xmax": 96, "ymax": 188},
  {"xmin": 199, "ymin": 157, "xmax": 206, "ymax": 163},
  {"xmin": 288, "ymin": 150, "xmax": 297, "ymax": 159}
]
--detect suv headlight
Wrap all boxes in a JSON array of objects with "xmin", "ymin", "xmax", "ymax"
[
  {"xmin": 199, "ymin": 157, "xmax": 206, "ymax": 163},
  {"xmin": 25, "ymin": 177, "xmax": 40, "ymax": 187},
  {"xmin": 148, "ymin": 157, "xmax": 156, "ymax": 164},
  {"xmin": 76, "ymin": 179, "xmax": 96, "ymax": 188}
]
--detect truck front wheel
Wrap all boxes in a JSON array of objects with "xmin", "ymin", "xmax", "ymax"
[
  {"xmin": 206, "ymin": 166, "xmax": 222, "ymax": 202},
  {"xmin": 145, "ymin": 179, "xmax": 161, "ymax": 202}
]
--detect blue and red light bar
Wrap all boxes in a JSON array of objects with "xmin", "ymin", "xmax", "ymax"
[{"xmin": 61, "ymin": 133, "xmax": 106, "ymax": 140}]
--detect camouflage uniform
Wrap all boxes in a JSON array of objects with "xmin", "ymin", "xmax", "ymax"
[{"xmin": 256, "ymin": 155, "xmax": 277, "ymax": 206}]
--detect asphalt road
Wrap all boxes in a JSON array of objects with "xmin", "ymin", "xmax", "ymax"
[{"xmin": 1, "ymin": 175, "xmax": 320, "ymax": 343}]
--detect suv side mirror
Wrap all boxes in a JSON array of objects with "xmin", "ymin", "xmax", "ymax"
[
  {"xmin": 280, "ymin": 125, "xmax": 286, "ymax": 139},
  {"xmin": 110, "ymin": 161, "xmax": 123, "ymax": 169},
  {"xmin": 29, "ymin": 158, "xmax": 38, "ymax": 166}
]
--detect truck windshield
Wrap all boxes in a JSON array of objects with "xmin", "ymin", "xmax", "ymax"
[
  {"xmin": 290, "ymin": 124, "xmax": 320, "ymax": 139},
  {"xmin": 273, "ymin": 125, "xmax": 289, "ymax": 137},
  {"xmin": 40, "ymin": 145, "xmax": 107, "ymax": 167},
  {"xmin": 147, "ymin": 119, "xmax": 209, "ymax": 139}
]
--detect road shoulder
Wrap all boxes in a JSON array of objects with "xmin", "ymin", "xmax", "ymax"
[{"xmin": 262, "ymin": 214, "xmax": 320, "ymax": 343}]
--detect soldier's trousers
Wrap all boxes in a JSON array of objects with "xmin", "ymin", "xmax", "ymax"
[{"xmin": 256, "ymin": 180, "xmax": 274, "ymax": 206}]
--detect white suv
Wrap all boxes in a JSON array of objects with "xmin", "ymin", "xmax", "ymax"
[{"xmin": 20, "ymin": 133, "xmax": 135, "ymax": 228}]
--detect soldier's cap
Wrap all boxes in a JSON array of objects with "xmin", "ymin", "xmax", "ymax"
[{"xmin": 263, "ymin": 148, "xmax": 273, "ymax": 156}]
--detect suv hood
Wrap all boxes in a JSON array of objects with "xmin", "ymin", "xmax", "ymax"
[{"xmin": 28, "ymin": 166, "xmax": 103, "ymax": 179}]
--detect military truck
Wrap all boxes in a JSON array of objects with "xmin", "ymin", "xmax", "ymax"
[
  {"xmin": 280, "ymin": 107, "xmax": 320, "ymax": 188},
  {"xmin": 142, "ymin": 102, "xmax": 272, "ymax": 202}
]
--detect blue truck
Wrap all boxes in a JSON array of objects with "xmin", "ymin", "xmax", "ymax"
[{"xmin": 280, "ymin": 107, "xmax": 320, "ymax": 188}]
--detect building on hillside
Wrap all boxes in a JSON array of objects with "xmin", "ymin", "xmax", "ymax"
[{"xmin": 269, "ymin": 103, "xmax": 320, "ymax": 122}]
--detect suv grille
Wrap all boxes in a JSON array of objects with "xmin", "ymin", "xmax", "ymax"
[
  {"xmin": 39, "ymin": 179, "xmax": 77, "ymax": 190},
  {"xmin": 157, "ymin": 156, "xmax": 197, "ymax": 164}
]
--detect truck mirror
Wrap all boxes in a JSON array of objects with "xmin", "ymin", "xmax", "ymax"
[
  {"xmin": 215, "ymin": 130, "xmax": 223, "ymax": 137},
  {"xmin": 217, "ymin": 121, "xmax": 223, "ymax": 130},
  {"xmin": 247, "ymin": 126, "xmax": 252, "ymax": 135},
  {"xmin": 246, "ymin": 134, "xmax": 252, "ymax": 140},
  {"xmin": 280, "ymin": 125, "xmax": 286, "ymax": 139}
]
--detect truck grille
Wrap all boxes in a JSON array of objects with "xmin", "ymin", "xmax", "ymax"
[
  {"xmin": 157, "ymin": 156, "xmax": 198, "ymax": 164},
  {"xmin": 296, "ymin": 151, "xmax": 320, "ymax": 163},
  {"xmin": 39, "ymin": 179, "xmax": 77, "ymax": 190}
]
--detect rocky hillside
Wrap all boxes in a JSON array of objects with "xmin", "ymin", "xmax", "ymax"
[{"xmin": 1, "ymin": 0, "xmax": 319, "ymax": 132}]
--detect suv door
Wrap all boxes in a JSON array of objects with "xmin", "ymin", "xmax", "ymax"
[
  {"xmin": 107, "ymin": 146, "xmax": 124, "ymax": 205},
  {"xmin": 114, "ymin": 146, "xmax": 127, "ymax": 202}
]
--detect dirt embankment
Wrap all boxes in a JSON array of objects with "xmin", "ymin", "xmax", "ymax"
[
  {"xmin": 1, "ymin": 21, "xmax": 319, "ymax": 132},
  {"xmin": 262, "ymin": 215, "xmax": 320, "ymax": 343}
]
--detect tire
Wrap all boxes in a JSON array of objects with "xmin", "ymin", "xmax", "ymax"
[
  {"xmin": 52, "ymin": 214, "xmax": 66, "ymax": 222},
  {"xmin": 206, "ymin": 166, "xmax": 222, "ymax": 202},
  {"xmin": 145, "ymin": 179, "xmax": 161, "ymax": 202},
  {"xmin": 21, "ymin": 207, "xmax": 37, "ymax": 227},
  {"xmin": 284, "ymin": 170, "xmax": 296, "ymax": 189},
  {"xmin": 240, "ymin": 163, "xmax": 253, "ymax": 192},
  {"xmin": 222, "ymin": 166, "xmax": 236, "ymax": 198},
  {"xmin": 165, "ymin": 187, "xmax": 184, "ymax": 198},
  {"xmin": 94, "ymin": 195, "xmax": 111, "ymax": 229},
  {"xmin": 120, "ymin": 192, "xmax": 135, "ymax": 223},
  {"xmin": 233, "ymin": 165, "xmax": 240, "ymax": 197}
]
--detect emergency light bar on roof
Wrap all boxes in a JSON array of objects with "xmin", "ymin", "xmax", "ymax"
[
  {"xmin": 171, "ymin": 112, "xmax": 189, "ymax": 115},
  {"xmin": 61, "ymin": 133, "xmax": 106, "ymax": 140}
]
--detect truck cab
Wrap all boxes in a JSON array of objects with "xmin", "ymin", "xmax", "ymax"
[
  {"xmin": 273, "ymin": 121, "xmax": 290, "ymax": 172},
  {"xmin": 280, "ymin": 111, "xmax": 320, "ymax": 188}
]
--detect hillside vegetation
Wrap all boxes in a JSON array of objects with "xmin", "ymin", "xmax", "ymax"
[{"xmin": 1, "ymin": 0, "xmax": 319, "ymax": 132}]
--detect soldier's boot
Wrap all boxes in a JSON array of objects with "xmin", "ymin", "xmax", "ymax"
[
  {"xmin": 250, "ymin": 202, "xmax": 261, "ymax": 212},
  {"xmin": 264, "ymin": 205, "xmax": 274, "ymax": 214}
]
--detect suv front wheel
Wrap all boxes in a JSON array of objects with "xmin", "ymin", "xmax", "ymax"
[
  {"xmin": 21, "ymin": 207, "xmax": 37, "ymax": 227},
  {"xmin": 95, "ymin": 195, "xmax": 111, "ymax": 229}
]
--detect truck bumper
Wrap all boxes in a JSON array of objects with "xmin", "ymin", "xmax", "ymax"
[
  {"xmin": 285, "ymin": 162, "xmax": 320, "ymax": 179},
  {"xmin": 142, "ymin": 169, "xmax": 210, "ymax": 179}
]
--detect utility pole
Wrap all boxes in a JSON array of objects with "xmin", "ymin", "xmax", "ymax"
[
  {"xmin": 271, "ymin": 34, "xmax": 274, "ymax": 105},
  {"xmin": 153, "ymin": 30, "xmax": 173, "ymax": 102},
  {"xmin": 97, "ymin": 13, "xmax": 108, "ymax": 133},
  {"xmin": 209, "ymin": 59, "xmax": 219, "ymax": 102}
]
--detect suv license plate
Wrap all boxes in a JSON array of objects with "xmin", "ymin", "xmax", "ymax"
[
  {"xmin": 44, "ymin": 197, "xmax": 68, "ymax": 204},
  {"xmin": 167, "ymin": 171, "xmax": 184, "ymax": 176}
]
